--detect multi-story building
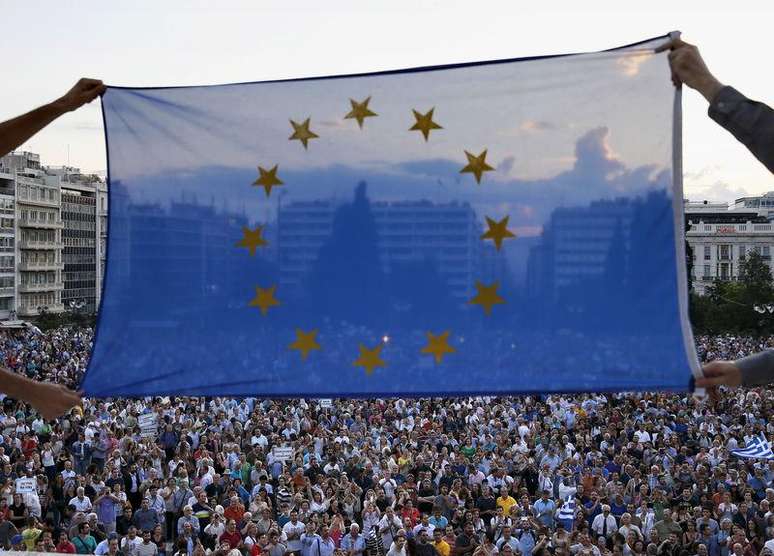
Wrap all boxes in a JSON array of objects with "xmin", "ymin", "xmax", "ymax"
[
  {"xmin": 0, "ymin": 152, "xmax": 64, "ymax": 317},
  {"xmin": 0, "ymin": 175, "xmax": 16, "ymax": 320},
  {"xmin": 526, "ymin": 198, "xmax": 634, "ymax": 299},
  {"xmin": 686, "ymin": 199, "xmax": 774, "ymax": 294},
  {"xmin": 48, "ymin": 167, "xmax": 101, "ymax": 313},
  {"xmin": 0, "ymin": 153, "xmax": 107, "ymax": 320},
  {"xmin": 278, "ymin": 198, "xmax": 492, "ymax": 301}
]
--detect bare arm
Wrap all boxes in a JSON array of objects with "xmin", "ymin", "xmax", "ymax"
[
  {"xmin": 0, "ymin": 78, "xmax": 105, "ymax": 158},
  {"xmin": 0, "ymin": 368, "xmax": 81, "ymax": 420}
]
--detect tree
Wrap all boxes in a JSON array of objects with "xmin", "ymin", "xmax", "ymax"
[{"xmin": 738, "ymin": 251, "xmax": 774, "ymax": 304}]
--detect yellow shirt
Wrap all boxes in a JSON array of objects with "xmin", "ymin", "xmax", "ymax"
[
  {"xmin": 22, "ymin": 527, "xmax": 42, "ymax": 551},
  {"xmin": 497, "ymin": 495, "xmax": 517, "ymax": 517},
  {"xmin": 434, "ymin": 540, "xmax": 451, "ymax": 556}
]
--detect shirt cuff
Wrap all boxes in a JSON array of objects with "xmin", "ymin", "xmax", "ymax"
[{"xmin": 708, "ymin": 86, "xmax": 745, "ymax": 122}]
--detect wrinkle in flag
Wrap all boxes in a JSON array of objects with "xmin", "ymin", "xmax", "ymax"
[{"xmin": 84, "ymin": 34, "xmax": 700, "ymax": 397}]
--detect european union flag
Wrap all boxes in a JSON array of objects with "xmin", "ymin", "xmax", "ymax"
[{"xmin": 83, "ymin": 33, "xmax": 699, "ymax": 397}]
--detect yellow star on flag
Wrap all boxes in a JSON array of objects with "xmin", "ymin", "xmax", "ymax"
[
  {"xmin": 421, "ymin": 330, "xmax": 456, "ymax": 364},
  {"xmin": 460, "ymin": 149, "xmax": 495, "ymax": 184},
  {"xmin": 235, "ymin": 226, "xmax": 268, "ymax": 256},
  {"xmin": 249, "ymin": 285, "xmax": 280, "ymax": 316},
  {"xmin": 469, "ymin": 281, "xmax": 506, "ymax": 316},
  {"xmin": 409, "ymin": 107, "xmax": 442, "ymax": 141},
  {"xmin": 289, "ymin": 329, "xmax": 321, "ymax": 361},
  {"xmin": 481, "ymin": 215, "xmax": 516, "ymax": 251},
  {"xmin": 252, "ymin": 165, "xmax": 283, "ymax": 197},
  {"xmin": 353, "ymin": 343, "xmax": 385, "ymax": 375},
  {"xmin": 289, "ymin": 118, "xmax": 319, "ymax": 149},
  {"xmin": 344, "ymin": 96, "xmax": 378, "ymax": 128}
]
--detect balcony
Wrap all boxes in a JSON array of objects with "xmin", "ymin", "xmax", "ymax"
[
  {"xmin": 18, "ymin": 281, "xmax": 63, "ymax": 293},
  {"xmin": 19, "ymin": 218, "xmax": 64, "ymax": 229},
  {"xmin": 0, "ymin": 287, "xmax": 14, "ymax": 296},
  {"xmin": 18, "ymin": 260, "xmax": 64, "ymax": 271},
  {"xmin": 19, "ymin": 239, "xmax": 62, "ymax": 250},
  {"xmin": 17, "ymin": 196, "xmax": 59, "ymax": 208}
]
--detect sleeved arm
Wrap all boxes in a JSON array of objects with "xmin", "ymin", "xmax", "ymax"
[
  {"xmin": 734, "ymin": 350, "xmax": 774, "ymax": 386},
  {"xmin": 708, "ymin": 86, "xmax": 774, "ymax": 174}
]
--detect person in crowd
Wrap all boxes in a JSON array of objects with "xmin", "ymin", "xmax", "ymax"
[{"xmin": 2, "ymin": 326, "xmax": 774, "ymax": 556}]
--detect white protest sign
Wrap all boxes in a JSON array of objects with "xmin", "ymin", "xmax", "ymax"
[
  {"xmin": 138, "ymin": 413, "xmax": 158, "ymax": 438},
  {"xmin": 15, "ymin": 477, "xmax": 36, "ymax": 494},
  {"xmin": 319, "ymin": 399, "xmax": 333, "ymax": 408},
  {"xmin": 272, "ymin": 446, "xmax": 294, "ymax": 461}
]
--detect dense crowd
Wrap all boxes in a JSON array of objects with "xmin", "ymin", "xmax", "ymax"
[{"xmin": 1, "ymin": 329, "xmax": 774, "ymax": 556}]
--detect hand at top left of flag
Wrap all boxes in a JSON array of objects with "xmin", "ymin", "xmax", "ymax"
[{"xmin": 53, "ymin": 78, "xmax": 107, "ymax": 112}]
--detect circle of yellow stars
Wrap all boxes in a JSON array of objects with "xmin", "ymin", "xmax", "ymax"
[{"xmin": 239, "ymin": 94, "xmax": 520, "ymax": 373}]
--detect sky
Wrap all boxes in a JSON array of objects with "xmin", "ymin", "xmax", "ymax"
[{"xmin": 0, "ymin": 1, "xmax": 771, "ymax": 203}]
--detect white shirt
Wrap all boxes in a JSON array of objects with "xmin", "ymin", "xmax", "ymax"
[
  {"xmin": 591, "ymin": 514, "xmax": 618, "ymax": 537},
  {"xmin": 387, "ymin": 543, "xmax": 408, "ymax": 556},
  {"xmin": 70, "ymin": 495, "xmax": 93, "ymax": 512},
  {"xmin": 283, "ymin": 520, "xmax": 306, "ymax": 552}
]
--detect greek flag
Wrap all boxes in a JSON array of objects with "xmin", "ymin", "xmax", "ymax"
[
  {"xmin": 558, "ymin": 497, "xmax": 576, "ymax": 521},
  {"xmin": 732, "ymin": 436, "xmax": 774, "ymax": 460}
]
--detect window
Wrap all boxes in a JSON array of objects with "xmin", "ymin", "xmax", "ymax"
[
  {"xmin": 739, "ymin": 245, "xmax": 746, "ymax": 260},
  {"xmin": 704, "ymin": 245, "xmax": 711, "ymax": 260},
  {"xmin": 764, "ymin": 246, "xmax": 771, "ymax": 258},
  {"xmin": 703, "ymin": 265, "xmax": 711, "ymax": 279},
  {"xmin": 720, "ymin": 245, "xmax": 731, "ymax": 260}
]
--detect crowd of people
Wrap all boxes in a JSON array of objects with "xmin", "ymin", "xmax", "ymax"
[{"xmin": 0, "ymin": 327, "xmax": 773, "ymax": 556}]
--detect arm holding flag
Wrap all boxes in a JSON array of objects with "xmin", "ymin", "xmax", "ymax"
[
  {"xmin": 0, "ymin": 78, "xmax": 106, "ymax": 158},
  {"xmin": 659, "ymin": 38, "xmax": 774, "ymax": 172},
  {"xmin": 0, "ymin": 78, "xmax": 104, "ymax": 418}
]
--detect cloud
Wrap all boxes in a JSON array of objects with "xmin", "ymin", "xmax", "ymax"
[
  {"xmin": 61, "ymin": 122, "xmax": 103, "ymax": 131},
  {"xmin": 616, "ymin": 52, "xmax": 651, "ymax": 77},
  {"xmin": 685, "ymin": 180, "xmax": 750, "ymax": 204},
  {"xmin": 519, "ymin": 120, "xmax": 556, "ymax": 133},
  {"xmin": 497, "ymin": 156, "xmax": 515, "ymax": 175},
  {"xmin": 572, "ymin": 126, "xmax": 623, "ymax": 179},
  {"xmin": 318, "ymin": 119, "xmax": 348, "ymax": 129},
  {"xmin": 684, "ymin": 165, "xmax": 750, "ymax": 203},
  {"xmin": 125, "ymin": 126, "xmax": 666, "ymax": 234}
]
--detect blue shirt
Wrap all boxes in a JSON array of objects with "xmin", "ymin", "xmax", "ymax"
[
  {"xmin": 429, "ymin": 516, "xmax": 449, "ymax": 530},
  {"xmin": 341, "ymin": 534, "xmax": 366, "ymax": 554},
  {"xmin": 534, "ymin": 499, "xmax": 556, "ymax": 526}
]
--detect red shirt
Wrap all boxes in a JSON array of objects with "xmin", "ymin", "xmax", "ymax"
[
  {"xmin": 220, "ymin": 531, "xmax": 242, "ymax": 550},
  {"xmin": 401, "ymin": 507, "xmax": 420, "ymax": 527},
  {"xmin": 224, "ymin": 505, "xmax": 245, "ymax": 523},
  {"xmin": 57, "ymin": 541, "xmax": 76, "ymax": 553}
]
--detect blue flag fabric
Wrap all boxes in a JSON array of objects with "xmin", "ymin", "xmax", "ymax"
[{"xmin": 84, "ymin": 34, "xmax": 699, "ymax": 397}]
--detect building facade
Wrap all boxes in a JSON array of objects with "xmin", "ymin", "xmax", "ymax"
[
  {"xmin": 0, "ymin": 179, "xmax": 15, "ymax": 319},
  {"xmin": 52, "ymin": 168, "xmax": 100, "ymax": 313},
  {"xmin": 0, "ymin": 152, "xmax": 106, "ymax": 320},
  {"xmin": 686, "ymin": 199, "xmax": 774, "ymax": 294},
  {"xmin": 278, "ymin": 199, "xmax": 494, "ymax": 301},
  {"xmin": 0, "ymin": 152, "xmax": 64, "ymax": 317},
  {"xmin": 526, "ymin": 198, "xmax": 634, "ymax": 299}
]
